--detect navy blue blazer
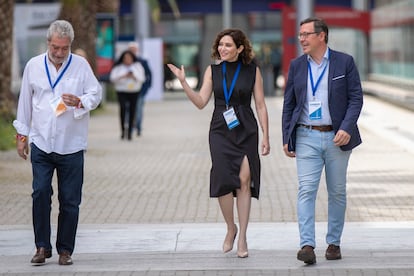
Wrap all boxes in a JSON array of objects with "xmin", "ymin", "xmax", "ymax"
[
  {"xmin": 137, "ymin": 57, "xmax": 152, "ymax": 97},
  {"xmin": 282, "ymin": 49, "xmax": 363, "ymax": 152}
]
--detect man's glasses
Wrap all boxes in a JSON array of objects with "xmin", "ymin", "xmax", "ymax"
[{"xmin": 297, "ymin": 32, "xmax": 318, "ymax": 40}]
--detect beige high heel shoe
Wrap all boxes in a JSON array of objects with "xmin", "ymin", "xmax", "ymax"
[
  {"xmin": 237, "ymin": 240, "xmax": 249, "ymax": 258},
  {"xmin": 222, "ymin": 224, "xmax": 238, "ymax": 253}
]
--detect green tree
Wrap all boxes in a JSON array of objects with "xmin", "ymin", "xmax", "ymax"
[
  {"xmin": 0, "ymin": 0, "xmax": 15, "ymax": 122},
  {"xmin": 0, "ymin": 0, "xmax": 16, "ymax": 150}
]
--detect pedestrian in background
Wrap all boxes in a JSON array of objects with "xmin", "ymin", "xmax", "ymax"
[
  {"xmin": 167, "ymin": 28, "xmax": 270, "ymax": 258},
  {"xmin": 110, "ymin": 49, "xmax": 146, "ymax": 140},
  {"xmin": 73, "ymin": 48, "xmax": 92, "ymax": 67},
  {"xmin": 74, "ymin": 48, "xmax": 87, "ymax": 59},
  {"xmin": 282, "ymin": 17, "xmax": 363, "ymax": 265},
  {"xmin": 128, "ymin": 41, "xmax": 152, "ymax": 136},
  {"xmin": 13, "ymin": 20, "xmax": 102, "ymax": 266}
]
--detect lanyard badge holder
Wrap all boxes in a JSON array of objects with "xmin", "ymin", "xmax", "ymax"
[
  {"xmin": 308, "ymin": 51, "xmax": 328, "ymax": 120},
  {"xmin": 45, "ymin": 54, "xmax": 73, "ymax": 117},
  {"xmin": 222, "ymin": 61, "xmax": 241, "ymax": 130}
]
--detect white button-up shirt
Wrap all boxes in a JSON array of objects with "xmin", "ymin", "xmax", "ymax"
[
  {"xmin": 13, "ymin": 53, "xmax": 102, "ymax": 154},
  {"xmin": 109, "ymin": 62, "xmax": 146, "ymax": 92}
]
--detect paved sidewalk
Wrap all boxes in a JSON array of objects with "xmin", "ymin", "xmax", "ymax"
[
  {"xmin": 1, "ymin": 92, "xmax": 414, "ymax": 275},
  {"xmin": 1, "ymin": 222, "xmax": 414, "ymax": 275}
]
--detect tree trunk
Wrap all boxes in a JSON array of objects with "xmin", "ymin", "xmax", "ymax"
[
  {"xmin": 58, "ymin": 0, "xmax": 119, "ymax": 74},
  {"xmin": 58, "ymin": 0, "xmax": 98, "ymax": 73},
  {"xmin": 0, "ymin": 0, "xmax": 15, "ymax": 121}
]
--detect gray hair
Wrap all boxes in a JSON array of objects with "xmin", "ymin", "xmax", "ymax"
[{"xmin": 47, "ymin": 20, "xmax": 75, "ymax": 43}]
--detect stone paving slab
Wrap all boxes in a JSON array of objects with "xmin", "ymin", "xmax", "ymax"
[
  {"xmin": 1, "ymin": 222, "xmax": 414, "ymax": 275},
  {"xmin": 1, "ymin": 252, "xmax": 413, "ymax": 275},
  {"xmin": 3, "ymin": 222, "xmax": 414, "ymax": 255}
]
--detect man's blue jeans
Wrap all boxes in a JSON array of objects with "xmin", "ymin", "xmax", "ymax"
[
  {"xmin": 295, "ymin": 126, "xmax": 351, "ymax": 248},
  {"xmin": 30, "ymin": 143, "xmax": 84, "ymax": 254},
  {"xmin": 135, "ymin": 94, "xmax": 145, "ymax": 133}
]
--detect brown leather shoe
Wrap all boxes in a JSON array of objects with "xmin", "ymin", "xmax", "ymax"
[
  {"xmin": 297, "ymin": 245, "xmax": 316, "ymax": 264},
  {"xmin": 30, "ymin": 247, "xmax": 52, "ymax": 265},
  {"xmin": 325, "ymin": 244, "xmax": 342, "ymax": 260},
  {"xmin": 58, "ymin": 251, "xmax": 73, "ymax": 265}
]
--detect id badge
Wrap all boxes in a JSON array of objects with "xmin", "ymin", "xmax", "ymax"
[
  {"xmin": 309, "ymin": 101, "xmax": 322, "ymax": 120},
  {"xmin": 223, "ymin": 107, "xmax": 240, "ymax": 130},
  {"xmin": 50, "ymin": 96, "xmax": 67, "ymax": 117}
]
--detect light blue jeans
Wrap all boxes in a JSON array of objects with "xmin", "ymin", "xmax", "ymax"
[
  {"xmin": 135, "ymin": 94, "xmax": 145, "ymax": 133},
  {"xmin": 295, "ymin": 126, "xmax": 351, "ymax": 249}
]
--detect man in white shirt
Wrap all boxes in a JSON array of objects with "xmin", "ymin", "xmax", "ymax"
[{"xmin": 13, "ymin": 20, "xmax": 102, "ymax": 266}]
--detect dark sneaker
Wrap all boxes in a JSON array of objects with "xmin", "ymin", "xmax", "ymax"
[
  {"xmin": 325, "ymin": 244, "xmax": 342, "ymax": 260},
  {"xmin": 297, "ymin": 245, "xmax": 316, "ymax": 264},
  {"xmin": 58, "ymin": 251, "xmax": 73, "ymax": 265},
  {"xmin": 30, "ymin": 247, "xmax": 52, "ymax": 265}
]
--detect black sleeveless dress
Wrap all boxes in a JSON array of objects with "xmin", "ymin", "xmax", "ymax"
[{"xmin": 209, "ymin": 60, "xmax": 261, "ymax": 199}]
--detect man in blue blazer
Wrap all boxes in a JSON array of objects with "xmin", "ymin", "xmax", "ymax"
[{"xmin": 282, "ymin": 17, "xmax": 363, "ymax": 265}]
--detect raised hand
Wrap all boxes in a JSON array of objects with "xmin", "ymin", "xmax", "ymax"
[{"xmin": 167, "ymin": 64, "xmax": 186, "ymax": 82}]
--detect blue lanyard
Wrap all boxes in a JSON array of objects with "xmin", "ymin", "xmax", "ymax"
[
  {"xmin": 308, "ymin": 51, "xmax": 329, "ymax": 97},
  {"xmin": 222, "ymin": 61, "xmax": 241, "ymax": 108},
  {"xmin": 44, "ymin": 53, "xmax": 72, "ymax": 92}
]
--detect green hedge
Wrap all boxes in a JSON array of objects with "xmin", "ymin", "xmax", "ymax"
[{"xmin": 0, "ymin": 118, "xmax": 15, "ymax": 151}]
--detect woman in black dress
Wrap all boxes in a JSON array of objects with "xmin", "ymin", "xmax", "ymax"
[{"xmin": 167, "ymin": 29, "xmax": 270, "ymax": 258}]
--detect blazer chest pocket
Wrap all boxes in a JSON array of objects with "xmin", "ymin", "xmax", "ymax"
[
  {"xmin": 331, "ymin": 74, "xmax": 346, "ymax": 92},
  {"xmin": 332, "ymin": 74, "xmax": 345, "ymax": 81}
]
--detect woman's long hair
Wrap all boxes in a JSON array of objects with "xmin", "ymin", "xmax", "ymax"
[{"xmin": 112, "ymin": 50, "xmax": 138, "ymax": 68}]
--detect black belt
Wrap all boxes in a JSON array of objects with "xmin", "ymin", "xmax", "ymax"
[{"xmin": 297, "ymin": 124, "xmax": 333, "ymax": 132}]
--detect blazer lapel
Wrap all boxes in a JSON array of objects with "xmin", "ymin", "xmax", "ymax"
[
  {"xmin": 298, "ymin": 55, "xmax": 308, "ymax": 106},
  {"xmin": 327, "ymin": 50, "xmax": 336, "ymax": 99}
]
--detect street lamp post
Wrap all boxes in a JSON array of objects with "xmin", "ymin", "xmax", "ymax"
[
  {"xmin": 296, "ymin": 0, "xmax": 314, "ymax": 56},
  {"xmin": 223, "ymin": 0, "xmax": 231, "ymax": 29}
]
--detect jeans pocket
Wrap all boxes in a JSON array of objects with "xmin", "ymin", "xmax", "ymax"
[{"xmin": 296, "ymin": 126, "xmax": 310, "ymax": 137}]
